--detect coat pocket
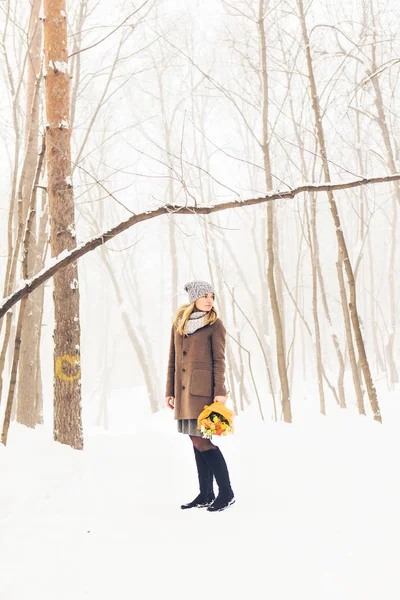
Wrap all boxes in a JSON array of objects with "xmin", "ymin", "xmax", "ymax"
[{"xmin": 190, "ymin": 369, "xmax": 213, "ymax": 397}]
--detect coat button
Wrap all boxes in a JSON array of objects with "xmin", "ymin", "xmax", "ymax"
[
  {"xmin": 182, "ymin": 368, "xmax": 186, "ymax": 372},
  {"xmin": 182, "ymin": 385, "xmax": 186, "ymax": 390},
  {"xmin": 183, "ymin": 351, "xmax": 187, "ymax": 356}
]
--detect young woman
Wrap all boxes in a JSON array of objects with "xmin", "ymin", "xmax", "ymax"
[{"xmin": 165, "ymin": 280, "xmax": 235, "ymax": 512}]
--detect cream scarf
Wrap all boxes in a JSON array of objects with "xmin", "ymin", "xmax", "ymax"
[{"xmin": 185, "ymin": 310, "xmax": 208, "ymax": 335}]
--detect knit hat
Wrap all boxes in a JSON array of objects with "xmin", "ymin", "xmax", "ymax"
[{"xmin": 184, "ymin": 280, "xmax": 215, "ymax": 304}]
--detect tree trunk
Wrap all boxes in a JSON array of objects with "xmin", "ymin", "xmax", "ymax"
[
  {"xmin": 158, "ymin": 68, "xmax": 179, "ymax": 317},
  {"xmin": 1, "ymin": 137, "xmax": 46, "ymax": 445},
  {"xmin": 297, "ymin": 0, "xmax": 381, "ymax": 422},
  {"xmin": 354, "ymin": 93, "xmax": 385, "ymax": 375},
  {"xmin": 16, "ymin": 0, "xmax": 46, "ymax": 427},
  {"xmin": 43, "ymin": 0, "xmax": 83, "ymax": 449},
  {"xmin": 367, "ymin": 231, "xmax": 385, "ymax": 373},
  {"xmin": 34, "ymin": 189, "xmax": 49, "ymax": 425},
  {"xmin": 305, "ymin": 196, "xmax": 325, "ymax": 414},
  {"xmin": 336, "ymin": 260, "xmax": 366, "ymax": 416},
  {"xmin": 259, "ymin": 0, "xmax": 292, "ymax": 422},
  {"xmin": 231, "ymin": 287, "xmax": 247, "ymax": 412},
  {"xmin": 17, "ymin": 176, "xmax": 48, "ymax": 427}
]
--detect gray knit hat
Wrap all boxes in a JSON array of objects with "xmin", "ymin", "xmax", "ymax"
[{"xmin": 184, "ymin": 280, "xmax": 215, "ymax": 304}]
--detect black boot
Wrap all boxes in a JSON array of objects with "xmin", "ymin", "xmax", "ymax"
[
  {"xmin": 181, "ymin": 447, "xmax": 215, "ymax": 509},
  {"xmin": 201, "ymin": 447, "xmax": 235, "ymax": 512}
]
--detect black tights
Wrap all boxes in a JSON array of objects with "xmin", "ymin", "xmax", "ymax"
[{"xmin": 189, "ymin": 435, "xmax": 217, "ymax": 452}]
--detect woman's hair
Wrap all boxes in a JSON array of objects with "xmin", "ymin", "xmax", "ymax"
[{"xmin": 173, "ymin": 303, "xmax": 218, "ymax": 336}]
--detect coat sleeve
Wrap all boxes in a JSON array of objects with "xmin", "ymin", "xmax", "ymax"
[
  {"xmin": 165, "ymin": 325, "xmax": 176, "ymax": 397},
  {"xmin": 211, "ymin": 320, "xmax": 227, "ymax": 397}
]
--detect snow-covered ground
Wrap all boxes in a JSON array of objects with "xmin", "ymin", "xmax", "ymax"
[{"xmin": 1, "ymin": 390, "xmax": 399, "ymax": 600}]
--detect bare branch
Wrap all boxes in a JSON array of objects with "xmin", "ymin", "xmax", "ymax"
[
  {"xmin": 68, "ymin": 0, "xmax": 152, "ymax": 59},
  {"xmin": 1, "ymin": 172, "xmax": 400, "ymax": 319},
  {"xmin": 359, "ymin": 58, "xmax": 400, "ymax": 88}
]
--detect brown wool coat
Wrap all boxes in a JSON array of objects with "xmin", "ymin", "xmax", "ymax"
[{"xmin": 165, "ymin": 318, "xmax": 228, "ymax": 420}]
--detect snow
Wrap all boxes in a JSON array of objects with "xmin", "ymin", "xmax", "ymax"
[
  {"xmin": 67, "ymin": 223, "xmax": 76, "ymax": 237},
  {"xmin": 1, "ymin": 389, "xmax": 399, "ymax": 600},
  {"xmin": 48, "ymin": 60, "xmax": 69, "ymax": 74},
  {"xmin": 119, "ymin": 302, "xmax": 129, "ymax": 315},
  {"xmin": 0, "ymin": 248, "xmax": 74, "ymax": 313},
  {"xmin": 55, "ymin": 249, "xmax": 70, "ymax": 262}
]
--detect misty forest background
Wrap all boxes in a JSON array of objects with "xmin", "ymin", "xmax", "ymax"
[{"xmin": 0, "ymin": 0, "xmax": 399, "ymax": 449}]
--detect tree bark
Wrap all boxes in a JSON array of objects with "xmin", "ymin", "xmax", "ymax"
[
  {"xmin": 16, "ymin": 0, "xmax": 46, "ymax": 427},
  {"xmin": 43, "ymin": 0, "xmax": 83, "ymax": 449},
  {"xmin": 16, "ymin": 168, "xmax": 48, "ymax": 427},
  {"xmin": 336, "ymin": 260, "xmax": 366, "ymax": 416},
  {"xmin": 1, "ymin": 137, "xmax": 46, "ymax": 445},
  {"xmin": 305, "ymin": 196, "xmax": 325, "ymax": 414}
]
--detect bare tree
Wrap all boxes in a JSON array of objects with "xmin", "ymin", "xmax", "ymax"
[
  {"xmin": 297, "ymin": 0, "xmax": 381, "ymax": 421},
  {"xmin": 0, "ymin": 2, "xmax": 31, "ymax": 405}
]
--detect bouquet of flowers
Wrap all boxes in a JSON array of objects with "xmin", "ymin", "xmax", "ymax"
[{"xmin": 197, "ymin": 401, "xmax": 234, "ymax": 439}]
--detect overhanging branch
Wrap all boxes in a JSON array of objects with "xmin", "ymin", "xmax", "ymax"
[{"xmin": 1, "ymin": 171, "xmax": 399, "ymax": 318}]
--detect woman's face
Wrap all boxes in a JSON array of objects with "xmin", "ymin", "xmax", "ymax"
[{"xmin": 195, "ymin": 292, "xmax": 215, "ymax": 312}]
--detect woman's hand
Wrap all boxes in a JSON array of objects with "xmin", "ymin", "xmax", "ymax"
[
  {"xmin": 214, "ymin": 395, "xmax": 228, "ymax": 405},
  {"xmin": 165, "ymin": 396, "xmax": 175, "ymax": 409}
]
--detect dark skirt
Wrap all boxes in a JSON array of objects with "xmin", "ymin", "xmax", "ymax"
[{"xmin": 177, "ymin": 418, "xmax": 203, "ymax": 437}]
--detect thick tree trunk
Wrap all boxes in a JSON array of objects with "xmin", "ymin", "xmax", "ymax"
[
  {"xmin": 16, "ymin": 0, "xmax": 46, "ymax": 427},
  {"xmin": 43, "ymin": 0, "xmax": 83, "ymax": 449},
  {"xmin": 16, "ymin": 178, "xmax": 48, "ymax": 427}
]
